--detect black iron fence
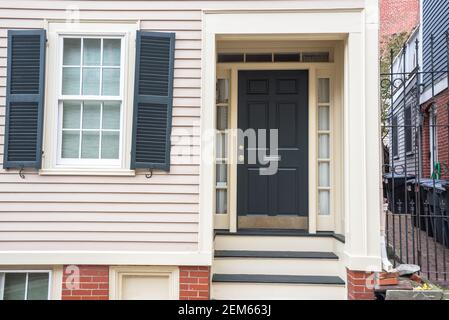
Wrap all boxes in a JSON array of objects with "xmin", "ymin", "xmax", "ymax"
[{"xmin": 381, "ymin": 31, "xmax": 449, "ymax": 285}]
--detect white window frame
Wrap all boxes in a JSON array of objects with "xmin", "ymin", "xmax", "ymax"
[
  {"xmin": 0, "ymin": 270, "xmax": 52, "ymax": 300},
  {"xmin": 56, "ymin": 34, "xmax": 126, "ymax": 168},
  {"xmin": 40, "ymin": 21, "xmax": 138, "ymax": 175}
]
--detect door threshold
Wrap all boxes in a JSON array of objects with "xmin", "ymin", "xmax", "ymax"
[
  {"xmin": 238, "ymin": 216, "xmax": 308, "ymax": 229},
  {"xmin": 214, "ymin": 229, "xmax": 345, "ymax": 242}
]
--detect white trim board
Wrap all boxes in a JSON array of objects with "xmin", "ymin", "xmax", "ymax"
[{"xmin": 0, "ymin": 251, "xmax": 212, "ymax": 266}]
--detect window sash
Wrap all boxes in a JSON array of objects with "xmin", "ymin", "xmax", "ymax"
[
  {"xmin": 57, "ymin": 35, "xmax": 125, "ymax": 167},
  {"xmin": 0, "ymin": 271, "xmax": 51, "ymax": 300},
  {"xmin": 392, "ymin": 115, "xmax": 399, "ymax": 157},
  {"xmin": 57, "ymin": 101, "xmax": 123, "ymax": 167},
  {"xmin": 404, "ymin": 106, "xmax": 413, "ymax": 153}
]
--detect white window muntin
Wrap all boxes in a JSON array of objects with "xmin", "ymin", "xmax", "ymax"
[
  {"xmin": 0, "ymin": 270, "xmax": 51, "ymax": 300},
  {"xmin": 56, "ymin": 34, "xmax": 125, "ymax": 167}
]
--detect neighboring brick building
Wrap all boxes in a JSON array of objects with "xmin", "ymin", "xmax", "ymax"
[
  {"xmin": 421, "ymin": 94, "xmax": 449, "ymax": 179},
  {"xmin": 379, "ymin": 0, "xmax": 419, "ymax": 54}
]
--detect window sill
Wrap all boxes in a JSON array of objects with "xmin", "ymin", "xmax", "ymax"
[{"xmin": 39, "ymin": 168, "xmax": 136, "ymax": 177}]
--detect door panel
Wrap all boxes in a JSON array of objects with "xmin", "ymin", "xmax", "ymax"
[{"xmin": 237, "ymin": 70, "xmax": 308, "ymax": 218}]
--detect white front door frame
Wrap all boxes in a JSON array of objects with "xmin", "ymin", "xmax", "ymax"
[
  {"xmin": 200, "ymin": 8, "xmax": 382, "ymax": 271},
  {"xmin": 214, "ymin": 61, "xmax": 339, "ymax": 233}
]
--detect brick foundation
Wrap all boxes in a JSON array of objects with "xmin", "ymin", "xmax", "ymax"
[
  {"xmin": 179, "ymin": 266, "xmax": 211, "ymax": 300},
  {"xmin": 346, "ymin": 269, "xmax": 376, "ymax": 300},
  {"xmin": 62, "ymin": 265, "xmax": 109, "ymax": 300},
  {"xmin": 61, "ymin": 265, "xmax": 210, "ymax": 300}
]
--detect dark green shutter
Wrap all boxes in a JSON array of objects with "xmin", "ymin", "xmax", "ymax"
[
  {"xmin": 3, "ymin": 29, "xmax": 46, "ymax": 169},
  {"xmin": 131, "ymin": 31, "xmax": 175, "ymax": 171}
]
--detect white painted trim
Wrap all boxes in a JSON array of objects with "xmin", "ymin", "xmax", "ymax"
[
  {"xmin": 343, "ymin": 252, "xmax": 382, "ymax": 272},
  {"xmin": 50, "ymin": 266, "xmax": 63, "ymax": 300},
  {"xmin": 39, "ymin": 168, "xmax": 136, "ymax": 176},
  {"xmin": 42, "ymin": 21, "xmax": 138, "ymax": 173},
  {"xmin": 0, "ymin": 252, "xmax": 212, "ymax": 266},
  {"xmin": 109, "ymin": 266, "xmax": 179, "ymax": 300},
  {"xmin": 420, "ymin": 76, "xmax": 449, "ymax": 104}
]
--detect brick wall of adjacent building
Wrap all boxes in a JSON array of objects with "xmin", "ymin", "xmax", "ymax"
[
  {"xmin": 61, "ymin": 265, "xmax": 109, "ymax": 300},
  {"xmin": 179, "ymin": 266, "xmax": 210, "ymax": 300},
  {"xmin": 421, "ymin": 91, "xmax": 449, "ymax": 179},
  {"xmin": 346, "ymin": 269, "xmax": 375, "ymax": 300},
  {"xmin": 380, "ymin": 0, "xmax": 419, "ymax": 39},
  {"xmin": 380, "ymin": 0, "xmax": 419, "ymax": 54}
]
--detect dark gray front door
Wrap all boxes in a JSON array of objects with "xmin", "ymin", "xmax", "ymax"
[{"xmin": 237, "ymin": 70, "xmax": 308, "ymax": 223}]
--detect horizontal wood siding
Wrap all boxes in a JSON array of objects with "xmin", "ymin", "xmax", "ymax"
[
  {"xmin": 0, "ymin": 3, "xmax": 202, "ymax": 255},
  {"xmin": 0, "ymin": 0, "xmax": 365, "ymax": 260},
  {"xmin": 422, "ymin": 0, "xmax": 449, "ymax": 88}
]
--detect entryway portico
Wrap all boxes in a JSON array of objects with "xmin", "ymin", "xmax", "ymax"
[
  {"xmin": 200, "ymin": 8, "xmax": 381, "ymax": 299},
  {"xmin": 211, "ymin": 36, "xmax": 344, "ymax": 233}
]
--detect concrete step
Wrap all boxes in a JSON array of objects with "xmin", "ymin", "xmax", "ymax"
[
  {"xmin": 211, "ymin": 274, "xmax": 346, "ymax": 300},
  {"xmin": 214, "ymin": 231, "xmax": 336, "ymax": 252},
  {"xmin": 213, "ymin": 250, "xmax": 340, "ymax": 276}
]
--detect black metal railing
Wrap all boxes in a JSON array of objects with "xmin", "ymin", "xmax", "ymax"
[{"xmin": 381, "ymin": 31, "xmax": 449, "ymax": 285}]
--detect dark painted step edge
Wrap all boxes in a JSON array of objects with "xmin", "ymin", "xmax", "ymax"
[
  {"xmin": 214, "ymin": 250, "xmax": 338, "ymax": 260},
  {"xmin": 212, "ymin": 274, "xmax": 345, "ymax": 285},
  {"xmin": 214, "ymin": 229, "xmax": 345, "ymax": 243}
]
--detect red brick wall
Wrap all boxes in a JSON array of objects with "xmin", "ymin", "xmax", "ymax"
[
  {"xmin": 346, "ymin": 269, "xmax": 375, "ymax": 300},
  {"xmin": 380, "ymin": 0, "xmax": 419, "ymax": 53},
  {"xmin": 61, "ymin": 265, "xmax": 109, "ymax": 300},
  {"xmin": 380, "ymin": 0, "xmax": 419, "ymax": 38},
  {"xmin": 179, "ymin": 266, "xmax": 210, "ymax": 300},
  {"xmin": 61, "ymin": 265, "xmax": 210, "ymax": 300},
  {"xmin": 421, "ymin": 91, "xmax": 449, "ymax": 179}
]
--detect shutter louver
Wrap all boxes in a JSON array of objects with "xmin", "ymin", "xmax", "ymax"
[
  {"xmin": 3, "ymin": 30, "xmax": 46, "ymax": 169},
  {"xmin": 131, "ymin": 31, "xmax": 175, "ymax": 171}
]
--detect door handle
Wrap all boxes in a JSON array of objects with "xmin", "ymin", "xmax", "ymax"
[{"xmin": 263, "ymin": 155, "xmax": 281, "ymax": 162}]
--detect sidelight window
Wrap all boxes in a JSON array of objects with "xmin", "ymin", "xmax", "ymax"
[{"xmin": 317, "ymin": 78, "xmax": 331, "ymax": 215}]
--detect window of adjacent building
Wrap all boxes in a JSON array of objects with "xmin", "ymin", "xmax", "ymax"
[
  {"xmin": 0, "ymin": 272, "xmax": 50, "ymax": 300},
  {"xmin": 429, "ymin": 111, "xmax": 438, "ymax": 171},
  {"xmin": 404, "ymin": 106, "xmax": 413, "ymax": 153},
  {"xmin": 392, "ymin": 115, "xmax": 399, "ymax": 158},
  {"xmin": 58, "ymin": 36, "xmax": 123, "ymax": 166}
]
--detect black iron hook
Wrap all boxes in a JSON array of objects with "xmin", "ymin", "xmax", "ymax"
[
  {"xmin": 145, "ymin": 168, "xmax": 153, "ymax": 179},
  {"xmin": 18, "ymin": 167, "xmax": 25, "ymax": 179}
]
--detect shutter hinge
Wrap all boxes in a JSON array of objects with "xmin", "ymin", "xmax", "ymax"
[
  {"xmin": 18, "ymin": 166, "xmax": 25, "ymax": 180},
  {"xmin": 145, "ymin": 168, "xmax": 153, "ymax": 179}
]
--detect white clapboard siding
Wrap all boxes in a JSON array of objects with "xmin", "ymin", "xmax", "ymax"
[
  {"xmin": 0, "ymin": 3, "xmax": 206, "ymax": 256},
  {"xmin": 0, "ymin": 242, "xmax": 198, "ymax": 252}
]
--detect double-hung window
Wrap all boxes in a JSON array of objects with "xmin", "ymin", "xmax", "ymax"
[
  {"xmin": 58, "ymin": 36, "xmax": 124, "ymax": 167},
  {"xmin": 0, "ymin": 271, "xmax": 50, "ymax": 300}
]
